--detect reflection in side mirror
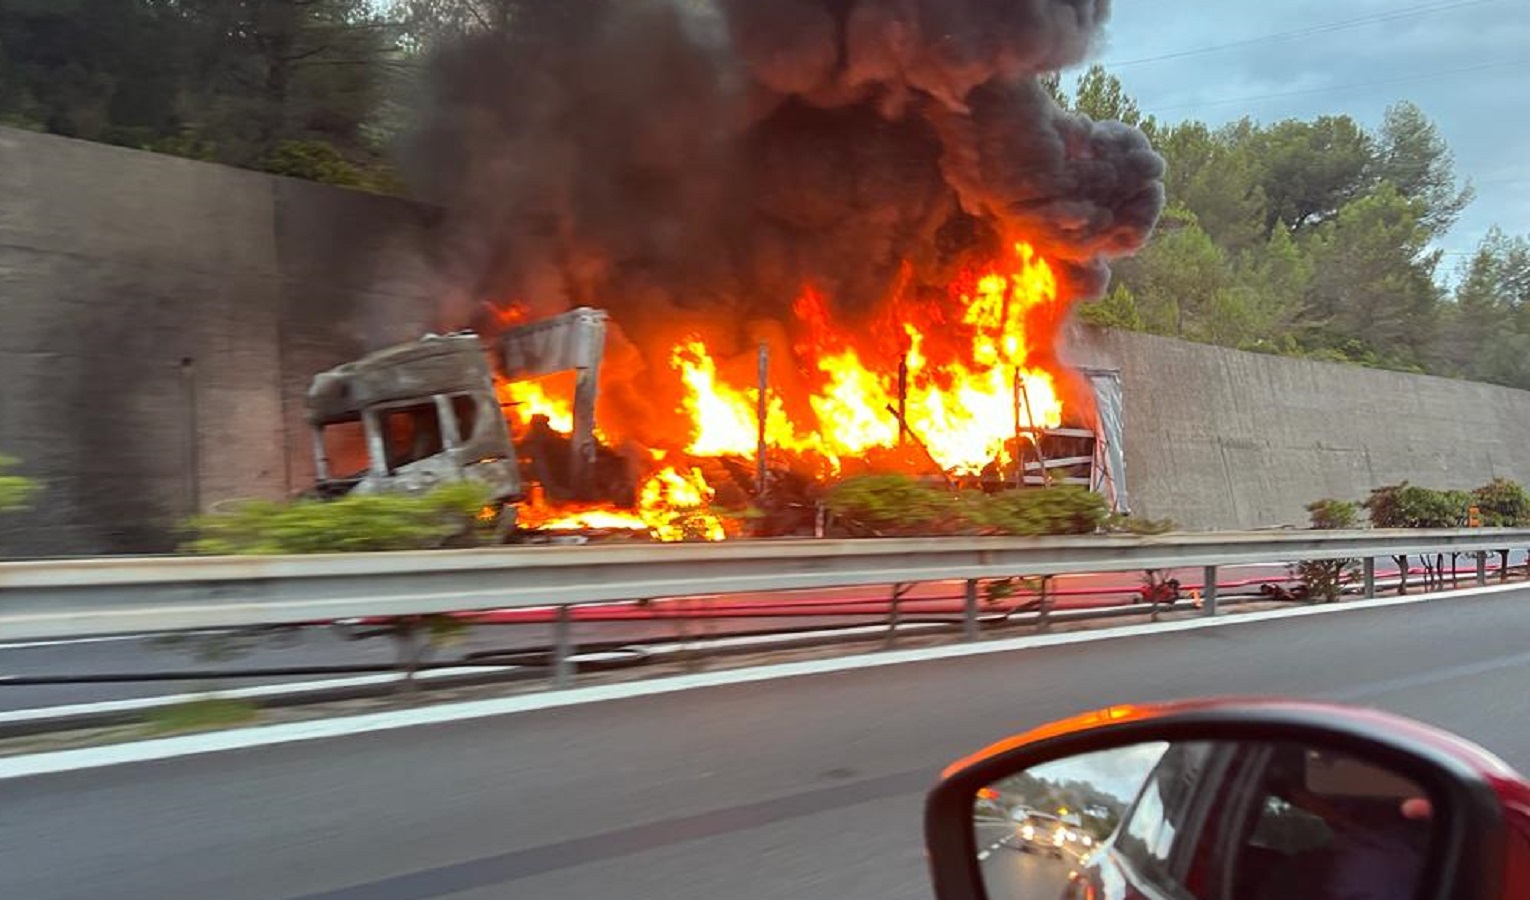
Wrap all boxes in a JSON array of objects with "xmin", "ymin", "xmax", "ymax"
[{"xmin": 972, "ymin": 740, "xmax": 1436, "ymax": 900}]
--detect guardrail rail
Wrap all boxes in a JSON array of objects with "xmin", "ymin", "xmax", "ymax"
[{"xmin": 3, "ymin": 528, "xmax": 1527, "ymax": 640}]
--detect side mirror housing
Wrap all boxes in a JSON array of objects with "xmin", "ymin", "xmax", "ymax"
[{"xmin": 925, "ymin": 699, "xmax": 1526, "ymax": 900}]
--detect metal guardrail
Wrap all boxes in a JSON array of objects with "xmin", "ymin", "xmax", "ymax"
[{"xmin": 2, "ymin": 529, "xmax": 1527, "ymax": 641}]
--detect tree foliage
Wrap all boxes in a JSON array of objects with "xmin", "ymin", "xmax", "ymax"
[
  {"xmin": 0, "ymin": 0, "xmax": 405, "ymax": 189},
  {"xmin": 1073, "ymin": 65, "xmax": 1145, "ymax": 128},
  {"xmin": 974, "ymin": 486, "xmax": 1110, "ymax": 536},
  {"xmin": 1373, "ymin": 101, "xmax": 1475, "ymax": 238},
  {"xmin": 1252, "ymin": 116, "xmax": 1374, "ymax": 235},
  {"xmin": 1072, "ymin": 70, "xmax": 1522, "ymax": 392},
  {"xmin": 823, "ymin": 475, "xmax": 967, "ymax": 536}
]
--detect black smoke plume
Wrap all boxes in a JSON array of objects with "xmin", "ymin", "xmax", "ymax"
[{"xmin": 405, "ymin": 0, "xmax": 1164, "ymax": 431}]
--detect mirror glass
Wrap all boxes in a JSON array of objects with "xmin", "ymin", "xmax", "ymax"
[{"xmin": 972, "ymin": 740, "xmax": 1437, "ymax": 900}]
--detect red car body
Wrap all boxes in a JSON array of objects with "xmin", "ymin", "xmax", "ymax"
[{"xmin": 926, "ymin": 698, "xmax": 1530, "ymax": 900}]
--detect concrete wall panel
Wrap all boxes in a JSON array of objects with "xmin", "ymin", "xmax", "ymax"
[
  {"xmin": 0, "ymin": 129, "xmax": 433, "ymax": 556},
  {"xmin": 1067, "ymin": 327, "xmax": 1530, "ymax": 530}
]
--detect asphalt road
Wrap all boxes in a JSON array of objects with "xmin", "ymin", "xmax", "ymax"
[
  {"xmin": 973, "ymin": 818, "xmax": 1077, "ymax": 899},
  {"xmin": 4, "ymin": 588, "xmax": 1529, "ymax": 900}
]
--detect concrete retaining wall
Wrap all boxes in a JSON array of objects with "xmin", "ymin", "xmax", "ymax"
[
  {"xmin": 1067, "ymin": 327, "xmax": 1530, "ymax": 531},
  {"xmin": 0, "ymin": 128, "xmax": 443, "ymax": 556},
  {"xmin": 3, "ymin": 128, "xmax": 1527, "ymax": 555}
]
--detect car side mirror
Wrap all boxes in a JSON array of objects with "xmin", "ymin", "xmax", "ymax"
[{"xmin": 925, "ymin": 699, "xmax": 1520, "ymax": 900}]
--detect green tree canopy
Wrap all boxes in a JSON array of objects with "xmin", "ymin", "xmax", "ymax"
[
  {"xmin": 1300, "ymin": 183, "xmax": 1442, "ymax": 368},
  {"xmin": 1072, "ymin": 66, "xmax": 1521, "ymax": 390},
  {"xmin": 1073, "ymin": 64, "xmax": 1144, "ymax": 127},
  {"xmin": 1252, "ymin": 115, "xmax": 1374, "ymax": 235},
  {"xmin": 0, "ymin": 0, "xmax": 404, "ymax": 188},
  {"xmin": 1374, "ymin": 101, "xmax": 1475, "ymax": 238}
]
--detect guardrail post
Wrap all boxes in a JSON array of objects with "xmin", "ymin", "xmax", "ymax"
[
  {"xmin": 1476, "ymin": 552, "xmax": 1488, "ymax": 586},
  {"xmin": 553, "ymin": 605, "xmax": 574, "ymax": 688},
  {"xmin": 1363, "ymin": 557, "xmax": 1376, "ymax": 600},
  {"xmin": 1036, "ymin": 576, "xmax": 1053, "ymax": 633},
  {"xmin": 1202, "ymin": 566, "xmax": 1218, "ymax": 617},
  {"xmin": 884, "ymin": 583, "xmax": 909, "ymax": 650},
  {"xmin": 963, "ymin": 579, "xmax": 980, "ymax": 642}
]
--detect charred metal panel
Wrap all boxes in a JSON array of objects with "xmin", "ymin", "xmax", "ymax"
[
  {"xmin": 307, "ymin": 332, "xmax": 490, "ymax": 424},
  {"xmin": 497, "ymin": 308, "xmax": 608, "ymax": 499},
  {"xmin": 1081, "ymin": 366, "xmax": 1128, "ymax": 514},
  {"xmin": 498, "ymin": 308, "xmax": 608, "ymax": 377}
]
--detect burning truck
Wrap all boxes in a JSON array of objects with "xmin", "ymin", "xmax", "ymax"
[
  {"xmin": 304, "ymin": 287, "xmax": 1129, "ymax": 542},
  {"xmin": 310, "ymin": 0, "xmax": 1163, "ymax": 540},
  {"xmin": 305, "ymin": 308, "xmax": 627, "ymax": 536}
]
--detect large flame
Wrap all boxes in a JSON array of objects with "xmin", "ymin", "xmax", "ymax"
[
  {"xmin": 502, "ymin": 241, "xmax": 1068, "ymax": 539},
  {"xmin": 518, "ymin": 465, "xmax": 728, "ymax": 542},
  {"xmin": 673, "ymin": 241, "xmax": 1063, "ymax": 473},
  {"xmin": 498, "ymin": 376, "xmax": 574, "ymax": 434}
]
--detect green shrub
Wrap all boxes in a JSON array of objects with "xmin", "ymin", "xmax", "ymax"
[
  {"xmin": 0, "ymin": 455, "xmax": 37, "ymax": 512},
  {"xmin": 825, "ymin": 475, "xmax": 1108, "ymax": 537},
  {"xmin": 1296, "ymin": 499, "xmax": 1360, "ymax": 602},
  {"xmin": 1103, "ymin": 513, "xmax": 1177, "ymax": 535},
  {"xmin": 1363, "ymin": 483, "xmax": 1473, "ymax": 594},
  {"xmin": 185, "ymin": 481, "xmax": 494, "ymax": 555},
  {"xmin": 1472, "ymin": 478, "xmax": 1530, "ymax": 526},
  {"xmin": 975, "ymin": 485, "xmax": 1109, "ymax": 536},
  {"xmin": 1363, "ymin": 483, "xmax": 1469, "ymax": 528},
  {"xmin": 1305, "ymin": 498, "xmax": 1359, "ymax": 530},
  {"xmin": 824, "ymin": 475, "xmax": 967, "ymax": 536}
]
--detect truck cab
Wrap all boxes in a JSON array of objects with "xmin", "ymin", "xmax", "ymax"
[{"xmin": 305, "ymin": 331, "xmax": 522, "ymax": 508}]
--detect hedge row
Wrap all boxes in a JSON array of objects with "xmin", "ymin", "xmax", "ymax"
[
  {"xmin": 823, "ymin": 475, "xmax": 1112, "ymax": 537},
  {"xmin": 1308, "ymin": 479, "xmax": 1530, "ymax": 532}
]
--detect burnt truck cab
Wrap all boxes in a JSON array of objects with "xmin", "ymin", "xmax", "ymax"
[{"xmin": 305, "ymin": 331, "xmax": 522, "ymax": 507}]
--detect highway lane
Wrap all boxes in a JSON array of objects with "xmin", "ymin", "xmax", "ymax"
[
  {"xmin": 979, "ymin": 843, "xmax": 1074, "ymax": 900},
  {"xmin": 4, "ymin": 588, "xmax": 1530, "ymax": 900}
]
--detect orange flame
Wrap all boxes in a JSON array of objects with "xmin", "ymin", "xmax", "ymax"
[
  {"xmin": 506, "ymin": 240, "xmax": 1069, "ymax": 540},
  {"xmin": 498, "ymin": 377, "xmax": 575, "ymax": 434},
  {"xmin": 671, "ymin": 340, "xmax": 821, "ymax": 458},
  {"xmin": 639, "ymin": 466, "xmax": 728, "ymax": 542},
  {"xmin": 671, "ymin": 241, "xmax": 1064, "ymax": 474},
  {"xmin": 519, "ymin": 466, "xmax": 728, "ymax": 542}
]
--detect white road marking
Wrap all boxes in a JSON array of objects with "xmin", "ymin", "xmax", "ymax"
[
  {"xmin": 0, "ymin": 580, "xmax": 1521, "ymax": 781},
  {"xmin": 977, "ymin": 832, "xmax": 1012, "ymax": 862},
  {"xmin": 0, "ymin": 634, "xmax": 159, "ymax": 650},
  {"xmin": 0, "ymin": 666, "xmax": 514, "ymax": 726}
]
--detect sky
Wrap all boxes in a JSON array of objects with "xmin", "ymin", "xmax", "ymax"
[{"xmin": 1080, "ymin": 0, "xmax": 1530, "ymax": 268}]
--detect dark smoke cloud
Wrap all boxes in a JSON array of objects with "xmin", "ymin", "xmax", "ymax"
[{"xmin": 405, "ymin": 0, "xmax": 1164, "ymax": 422}]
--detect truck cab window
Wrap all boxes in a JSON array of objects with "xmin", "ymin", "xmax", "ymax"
[
  {"xmin": 381, "ymin": 403, "xmax": 444, "ymax": 471},
  {"xmin": 319, "ymin": 418, "xmax": 369, "ymax": 481},
  {"xmin": 451, "ymin": 394, "xmax": 480, "ymax": 445}
]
